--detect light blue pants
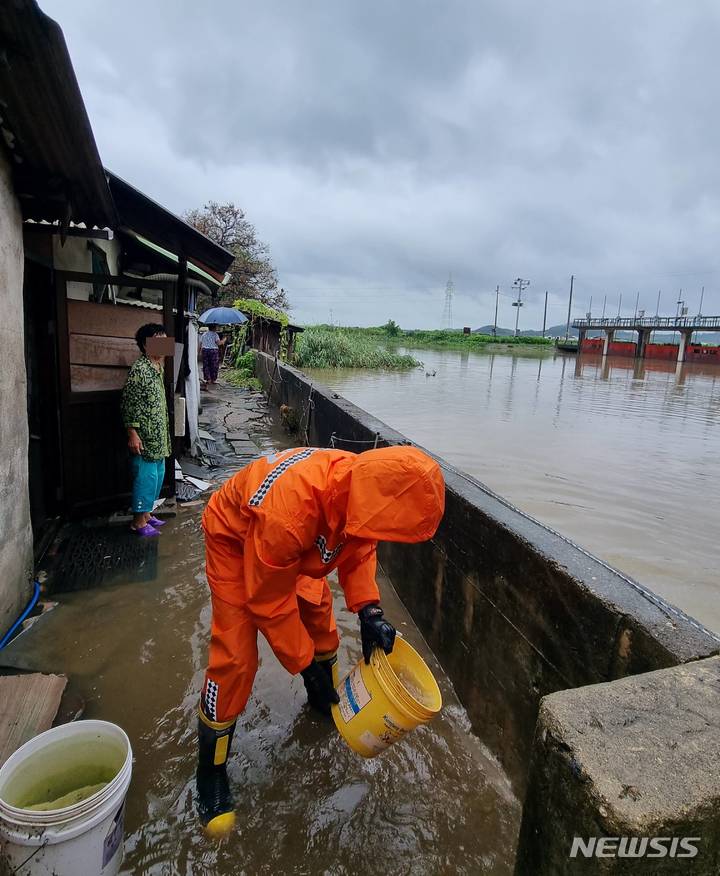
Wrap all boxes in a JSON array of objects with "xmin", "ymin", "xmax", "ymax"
[{"xmin": 130, "ymin": 456, "xmax": 166, "ymax": 514}]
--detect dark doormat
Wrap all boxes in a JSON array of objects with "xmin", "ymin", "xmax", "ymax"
[{"xmin": 43, "ymin": 524, "xmax": 159, "ymax": 594}]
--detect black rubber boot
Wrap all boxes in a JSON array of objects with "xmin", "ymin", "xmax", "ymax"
[
  {"xmin": 316, "ymin": 650, "xmax": 339, "ymax": 687},
  {"xmin": 304, "ymin": 651, "xmax": 339, "ymax": 715},
  {"xmin": 196, "ymin": 709, "xmax": 237, "ymax": 836}
]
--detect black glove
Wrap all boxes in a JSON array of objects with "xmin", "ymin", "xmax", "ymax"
[
  {"xmin": 358, "ymin": 604, "xmax": 396, "ymax": 664},
  {"xmin": 300, "ymin": 659, "xmax": 340, "ymax": 715}
]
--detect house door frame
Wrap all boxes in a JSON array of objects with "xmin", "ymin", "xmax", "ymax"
[{"xmin": 53, "ymin": 270, "xmax": 175, "ymax": 515}]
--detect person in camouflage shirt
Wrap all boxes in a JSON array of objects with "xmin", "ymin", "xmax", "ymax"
[{"xmin": 121, "ymin": 323, "xmax": 171, "ymax": 536}]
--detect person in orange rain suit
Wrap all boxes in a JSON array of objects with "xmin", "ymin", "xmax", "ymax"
[{"xmin": 195, "ymin": 445, "xmax": 445, "ymax": 834}]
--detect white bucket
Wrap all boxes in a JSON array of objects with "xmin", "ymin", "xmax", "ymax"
[{"xmin": 0, "ymin": 720, "xmax": 132, "ymax": 876}]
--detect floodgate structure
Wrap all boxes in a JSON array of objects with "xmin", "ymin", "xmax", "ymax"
[
  {"xmin": 256, "ymin": 352, "xmax": 720, "ymax": 875},
  {"xmin": 573, "ymin": 315, "xmax": 720, "ymax": 364}
]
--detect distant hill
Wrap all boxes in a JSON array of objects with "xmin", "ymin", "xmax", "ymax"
[
  {"xmin": 473, "ymin": 325, "xmax": 514, "ymax": 336},
  {"xmin": 473, "ymin": 323, "xmax": 577, "ymax": 338}
]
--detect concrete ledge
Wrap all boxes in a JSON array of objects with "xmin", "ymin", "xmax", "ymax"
[
  {"xmin": 256, "ymin": 353, "xmax": 719, "ymax": 793},
  {"xmin": 515, "ymin": 656, "xmax": 720, "ymax": 874}
]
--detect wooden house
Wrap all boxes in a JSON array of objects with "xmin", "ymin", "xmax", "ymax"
[{"xmin": 0, "ymin": 0, "xmax": 233, "ymax": 626}]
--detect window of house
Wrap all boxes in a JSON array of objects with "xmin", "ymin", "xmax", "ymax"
[{"xmin": 88, "ymin": 241, "xmax": 112, "ymax": 303}]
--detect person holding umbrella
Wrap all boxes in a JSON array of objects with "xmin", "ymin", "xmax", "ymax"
[
  {"xmin": 200, "ymin": 323, "xmax": 224, "ymax": 386},
  {"xmin": 198, "ymin": 307, "xmax": 247, "ymax": 388}
]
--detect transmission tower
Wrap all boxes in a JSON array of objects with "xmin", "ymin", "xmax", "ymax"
[{"xmin": 441, "ymin": 274, "xmax": 455, "ymax": 329}]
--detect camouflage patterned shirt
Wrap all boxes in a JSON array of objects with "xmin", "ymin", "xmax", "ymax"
[{"xmin": 121, "ymin": 355, "xmax": 171, "ymax": 460}]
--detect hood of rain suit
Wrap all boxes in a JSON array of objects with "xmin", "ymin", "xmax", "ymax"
[{"xmin": 341, "ymin": 446, "xmax": 445, "ymax": 543}]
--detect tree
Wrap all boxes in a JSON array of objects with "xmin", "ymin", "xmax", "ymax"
[
  {"xmin": 383, "ymin": 319, "xmax": 400, "ymax": 336},
  {"xmin": 184, "ymin": 202, "xmax": 289, "ymax": 310}
]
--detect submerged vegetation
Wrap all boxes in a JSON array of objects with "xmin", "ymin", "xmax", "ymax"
[
  {"xmin": 292, "ymin": 320, "xmax": 551, "ymax": 371},
  {"xmin": 294, "ymin": 328, "xmax": 422, "ymax": 370},
  {"xmin": 320, "ymin": 323, "xmax": 553, "ymax": 349}
]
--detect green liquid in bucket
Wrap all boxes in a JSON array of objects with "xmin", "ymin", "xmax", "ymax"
[
  {"xmin": 3, "ymin": 734, "xmax": 125, "ymax": 811},
  {"xmin": 17, "ymin": 765, "xmax": 116, "ymax": 811},
  {"xmin": 24, "ymin": 782, "xmax": 108, "ymax": 811}
]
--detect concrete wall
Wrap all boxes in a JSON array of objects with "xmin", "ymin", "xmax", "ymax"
[
  {"xmin": 0, "ymin": 151, "xmax": 33, "ymax": 630},
  {"xmin": 256, "ymin": 353, "xmax": 719, "ymax": 786},
  {"xmin": 516, "ymin": 657, "xmax": 720, "ymax": 874}
]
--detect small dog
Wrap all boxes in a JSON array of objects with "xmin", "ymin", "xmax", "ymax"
[{"xmin": 280, "ymin": 404, "xmax": 299, "ymax": 433}]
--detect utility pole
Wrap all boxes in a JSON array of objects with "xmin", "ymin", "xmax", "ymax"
[
  {"xmin": 493, "ymin": 285, "xmax": 499, "ymax": 336},
  {"xmin": 329, "ymin": 308, "xmax": 334, "ymax": 328},
  {"xmin": 698, "ymin": 286, "xmax": 705, "ymax": 316},
  {"xmin": 676, "ymin": 290, "xmax": 683, "ymax": 319},
  {"xmin": 512, "ymin": 277, "xmax": 529, "ymax": 337},
  {"xmin": 564, "ymin": 274, "xmax": 574, "ymax": 339},
  {"xmin": 542, "ymin": 290, "xmax": 548, "ymax": 337}
]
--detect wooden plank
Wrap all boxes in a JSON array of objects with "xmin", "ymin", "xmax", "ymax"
[
  {"xmin": 70, "ymin": 364, "xmax": 128, "ymax": 392},
  {"xmin": 67, "ymin": 300, "xmax": 164, "ymax": 339},
  {"xmin": 0, "ymin": 674, "xmax": 68, "ymax": 766},
  {"xmin": 69, "ymin": 334, "xmax": 138, "ymax": 367}
]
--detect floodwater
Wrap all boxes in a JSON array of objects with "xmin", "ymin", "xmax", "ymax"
[
  {"xmin": 2, "ymin": 389, "xmax": 520, "ymax": 875},
  {"xmin": 307, "ymin": 348, "xmax": 720, "ymax": 635}
]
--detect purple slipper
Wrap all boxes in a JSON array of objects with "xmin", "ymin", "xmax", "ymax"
[
  {"xmin": 147, "ymin": 516, "xmax": 166, "ymax": 528},
  {"xmin": 131, "ymin": 523, "xmax": 160, "ymax": 537}
]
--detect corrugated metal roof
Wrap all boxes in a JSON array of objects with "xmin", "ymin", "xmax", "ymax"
[
  {"xmin": 115, "ymin": 297, "xmax": 194, "ymax": 318},
  {"xmin": 114, "ymin": 298, "xmax": 164, "ymax": 312},
  {"xmin": 108, "ymin": 171, "xmax": 234, "ymax": 277},
  {"xmin": 124, "ymin": 229, "xmax": 222, "ymax": 287}
]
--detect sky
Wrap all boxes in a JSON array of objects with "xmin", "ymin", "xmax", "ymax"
[{"xmin": 42, "ymin": 0, "xmax": 720, "ymax": 329}]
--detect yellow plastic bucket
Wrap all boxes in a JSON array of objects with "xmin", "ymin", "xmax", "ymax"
[{"xmin": 332, "ymin": 637, "xmax": 442, "ymax": 757}]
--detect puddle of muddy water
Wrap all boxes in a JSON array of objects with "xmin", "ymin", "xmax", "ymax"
[{"xmin": 2, "ymin": 388, "xmax": 521, "ymax": 875}]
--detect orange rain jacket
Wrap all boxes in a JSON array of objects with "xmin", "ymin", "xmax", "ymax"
[{"xmin": 202, "ymin": 446, "xmax": 445, "ymax": 676}]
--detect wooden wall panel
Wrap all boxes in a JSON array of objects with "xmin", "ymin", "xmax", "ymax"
[
  {"xmin": 70, "ymin": 334, "xmax": 137, "ymax": 367},
  {"xmin": 67, "ymin": 302, "xmax": 161, "ymax": 392},
  {"xmin": 70, "ymin": 365, "xmax": 127, "ymax": 392},
  {"xmin": 67, "ymin": 300, "xmax": 163, "ymax": 338}
]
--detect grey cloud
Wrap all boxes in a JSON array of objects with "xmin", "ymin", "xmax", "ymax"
[{"xmin": 42, "ymin": 0, "xmax": 720, "ymax": 327}]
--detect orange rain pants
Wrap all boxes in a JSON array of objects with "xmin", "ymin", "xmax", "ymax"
[{"xmin": 204, "ymin": 543, "xmax": 340, "ymax": 720}]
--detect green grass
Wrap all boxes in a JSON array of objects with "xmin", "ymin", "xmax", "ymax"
[
  {"xmin": 294, "ymin": 328, "xmax": 422, "ymax": 369},
  {"xmin": 225, "ymin": 369, "xmax": 262, "ymax": 390},
  {"xmin": 312, "ymin": 324, "xmax": 553, "ymax": 349},
  {"xmin": 224, "ymin": 349, "xmax": 261, "ymax": 389}
]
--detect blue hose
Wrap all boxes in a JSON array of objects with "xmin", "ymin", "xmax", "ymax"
[{"xmin": 0, "ymin": 580, "xmax": 41, "ymax": 651}]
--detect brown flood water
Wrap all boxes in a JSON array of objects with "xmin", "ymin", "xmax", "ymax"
[
  {"xmin": 308, "ymin": 348, "xmax": 720, "ymax": 635},
  {"xmin": 3, "ymin": 398, "xmax": 520, "ymax": 875}
]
